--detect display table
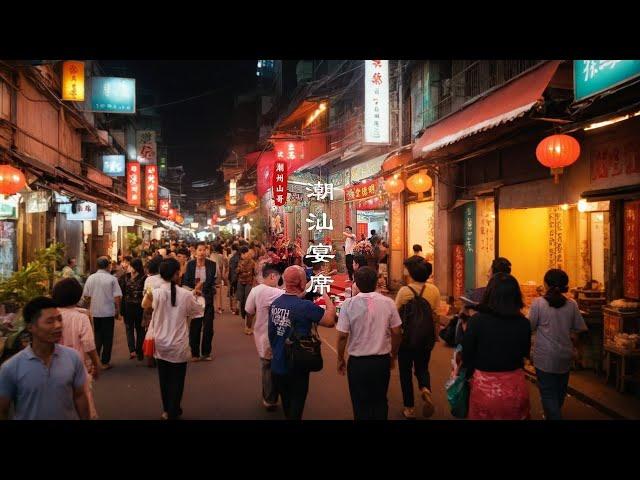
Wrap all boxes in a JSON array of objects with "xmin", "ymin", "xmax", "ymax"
[{"xmin": 604, "ymin": 344, "xmax": 640, "ymax": 393}]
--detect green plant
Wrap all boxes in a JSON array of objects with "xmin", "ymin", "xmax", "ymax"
[{"xmin": 127, "ymin": 232, "xmax": 143, "ymax": 255}]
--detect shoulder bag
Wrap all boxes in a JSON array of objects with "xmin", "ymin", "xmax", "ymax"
[{"xmin": 285, "ymin": 314, "xmax": 323, "ymax": 373}]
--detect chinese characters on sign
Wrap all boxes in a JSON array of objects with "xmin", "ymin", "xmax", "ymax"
[
  {"xmin": 159, "ymin": 199, "xmax": 170, "ymax": 217},
  {"xmin": 66, "ymin": 202, "xmax": 97, "ymax": 221},
  {"xmin": 574, "ymin": 60, "xmax": 640, "ymax": 102},
  {"xmin": 624, "ymin": 201, "xmax": 640, "ymax": 300},
  {"xmin": 364, "ymin": 60, "xmax": 390, "ymax": 144},
  {"xmin": 62, "ymin": 61, "xmax": 85, "ymax": 102},
  {"xmin": 591, "ymin": 142, "xmax": 640, "ymax": 181},
  {"xmin": 272, "ymin": 160, "xmax": 288, "ymax": 206},
  {"xmin": 90, "ymin": 77, "xmax": 136, "ymax": 114},
  {"xmin": 453, "ymin": 245, "xmax": 465, "ymax": 299},
  {"xmin": 548, "ymin": 207, "xmax": 564, "ymax": 269},
  {"xmin": 274, "ymin": 141, "xmax": 305, "ymax": 172},
  {"xmin": 304, "ymin": 182, "xmax": 336, "ymax": 294},
  {"xmin": 136, "ymin": 131, "xmax": 157, "ymax": 165},
  {"xmin": 229, "ymin": 179, "xmax": 237, "ymax": 205},
  {"xmin": 344, "ymin": 178, "xmax": 379, "ymax": 202},
  {"xmin": 102, "ymin": 155, "xmax": 125, "ymax": 177},
  {"xmin": 145, "ymin": 165, "xmax": 158, "ymax": 211},
  {"xmin": 127, "ymin": 162, "xmax": 141, "ymax": 206},
  {"xmin": 463, "ymin": 203, "xmax": 476, "ymax": 292}
]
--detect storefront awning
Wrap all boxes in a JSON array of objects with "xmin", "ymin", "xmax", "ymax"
[{"xmin": 413, "ymin": 60, "xmax": 562, "ymax": 158}]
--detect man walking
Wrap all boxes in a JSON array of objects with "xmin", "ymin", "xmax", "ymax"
[
  {"xmin": 82, "ymin": 256, "xmax": 122, "ymax": 370},
  {"xmin": 182, "ymin": 242, "xmax": 217, "ymax": 361},
  {"xmin": 0, "ymin": 297, "xmax": 89, "ymax": 420},
  {"xmin": 244, "ymin": 263, "xmax": 284, "ymax": 410},
  {"xmin": 343, "ymin": 226, "xmax": 357, "ymax": 282},
  {"xmin": 337, "ymin": 267, "xmax": 402, "ymax": 420}
]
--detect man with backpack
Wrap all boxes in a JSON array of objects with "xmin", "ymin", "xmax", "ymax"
[{"xmin": 394, "ymin": 258, "xmax": 440, "ymax": 419}]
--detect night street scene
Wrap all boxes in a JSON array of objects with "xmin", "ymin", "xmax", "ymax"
[{"xmin": 2, "ymin": 58, "xmax": 640, "ymax": 423}]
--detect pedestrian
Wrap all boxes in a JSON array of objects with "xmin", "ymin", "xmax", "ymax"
[
  {"xmin": 348, "ymin": 254, "xmax": 368, "ymax": 296},
  {"xmin": 52, "ymin": 278, "xmax": 101, "ymax": 419},
  {"xmin": 462, "ymin": 273, "xmax": 531, "ymax": 420},
  {"xmin": 228, "ymin": 243, "xmax": 240, "ymax": 315},
  {"xmin": 182, "ymin": 242, "xmax": 217, "ymax": 361},
  {"xmin": 210, "ymin": 244, "xmax": 228, "ymax": 315},
  {"xmin": 336, "ymin": 267, "xmax": 402, "ymax": 420},
  {"xmin": 81, "ymin": 256, "xmax": 122, "ymax": 370},
  {"xmin": 343, "ymin": 226, "xmax": 357, "ymax": 282},
  {"xmin": 378, "ymin": 241, "xmax": 389, "ymax": 292},
  {"xmin": 176, "ymin": 248, "xmax": 190, "ymax": 286},
  {"xmin": 394, "ymin": 258, "xmax": 439, "ymax": 419},
  {"xmin": 0, "ymin": 297, "xmax": 90, "ymax": 420},
  {"xmin": 236, "ymin": 245, "xmax": 257, "ymax": 335},
  {"xmin": 121, "ymin": 258, "xmax": 147, "ymax": 362},
  {"xmin": 412, "ymin": 244, "xmax": 424, "ymax": 258},
  {"xmin": 142, "ymin": 258, "xmax": 204, "ymax": 420},
  {"xmin": 244, "ymin": 263, "xmax": 285, "ymax": 411},
  {"xmin": 268, "ymin": 266, "xmax": 336, "ymax": 420},
  {"xmin": 468, "ymin": 257, "xmax": 512, "ymax": 304},
  {"xmin": 61, "ymin": 257, "xmax": 82, "ymax": 284},
  {"xmin": 529, "ymin": 269, "xmax": 588, "ymax": 420}
]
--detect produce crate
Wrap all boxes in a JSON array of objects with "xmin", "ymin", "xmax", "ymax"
[{"xmin": 603, "ymin": 307, "xmax": 640, "ymax": 346}]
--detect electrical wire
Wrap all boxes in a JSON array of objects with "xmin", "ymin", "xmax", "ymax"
[{"xmin": 137, "ymin": 87, "xmax": 230, "ymax": 111}]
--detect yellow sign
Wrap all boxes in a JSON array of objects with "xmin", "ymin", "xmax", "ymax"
[{"xmin": 62, "ymin": 61, "xmax": 85, "ymax": 101}]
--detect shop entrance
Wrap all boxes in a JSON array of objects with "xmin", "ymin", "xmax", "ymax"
[{"xmin": 406, "ymin": 201, "xmax": 435, "ymax": 260}]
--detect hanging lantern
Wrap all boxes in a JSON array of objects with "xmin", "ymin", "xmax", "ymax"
[
  {"xmin": 0, "ymin": 164, "xmax": 26, "ymax": 196},
  {"xmin": 244, "ymin": 192, "xmax": 258, "ymax": 206},
  {"xmin": 406, "ymin": 169, "xmax": 432, "ymax": 200},
  {"xmin": 535, "ymin": 134, "xmax": 581, "ymax": 184},
  {"xmin": 168, "ymin": 208, "xmax": 176, "ymax": 221},
  {"xmin": 176, "ymin": 213, "xmax": 184, "ymax": 224},
  {"xmin": 383, "ymin": 173, "xmax": 405, "ymax": 194}
]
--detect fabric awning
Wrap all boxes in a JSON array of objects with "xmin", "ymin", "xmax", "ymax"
[{"xmin": 413, "ymin": 60, "xmax": 562, "ymax": 158}]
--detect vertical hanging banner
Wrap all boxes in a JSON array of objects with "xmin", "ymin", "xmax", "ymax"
[
  {"xmin": 453, "ymin": 245, "xmax": 465, "ymax": 299},
  {"xmin": 463, "ymin": 202, "xmax": 476, "ymax": 292},
  {"xmin": 272, "ymin": 159, "xmax": 288, "ymax": 206},
  {"xmin": 624, "ymin": 201, "xmax": 640, "ymax": 300},
  {"xmin": 145, "ymin": 165, "xmax": 158, "ymax": 211},
  {"xmin": 158, "ymin": 198, "xmax": 170, "ymax": 217},
  {"xmin": 62, "ymin": 61, "xmax": 85, "ymax": 101},
  {"xmin": 136, "ymin": 130, "xmax": 157, "ymax": 165},
  {"xmin": 229, "ymin": 179, "xmax": 237, "ymax": 205},
  {"xmin": 364, "ymin": 60, "xmax": 390, "ymax": 145},
  {"xmin": 127, "ymin": 162, "xmax": 141, "ymax": 206}
]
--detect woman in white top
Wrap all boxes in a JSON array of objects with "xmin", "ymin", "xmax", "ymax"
[{"xmin": 142, "ymin": 258, "xmax": 204, "ymax": 420}]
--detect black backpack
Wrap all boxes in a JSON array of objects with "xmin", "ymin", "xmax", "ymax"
[{"xmin": 399, "ymin": 286, "xmax": 435, "ymax": 350}]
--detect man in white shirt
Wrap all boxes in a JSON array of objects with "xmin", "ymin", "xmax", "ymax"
[
  {"xmin": 343, "ymin": 226, "xmax": 357, "ymax": 282},
  {"xmin": 82, "ymin": 256, "xmax": 122, "ymax": 370},
  {"xmin": 337, "ymin": 266, "xmax": 402, "ymax": 420},
  {"xmin": 245, "ymin": 263, "xmax": 284, "ymax": 411}
]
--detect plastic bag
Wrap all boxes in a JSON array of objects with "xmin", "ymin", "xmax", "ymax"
[{"xmin": 446, "ymin": 367, "xmax": 469, "ymax": 419}]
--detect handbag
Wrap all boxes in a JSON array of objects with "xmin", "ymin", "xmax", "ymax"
[
  {"xmin": 142, "ymin": 307, "xmax": 156, "ymax": 358},
  {"xmin": 285, "ymin": 318, "xmax": 323, "ymax": 373},
  {"xmin": 446, "ymin": 367, "xmax": 469, "ymax": 419}
]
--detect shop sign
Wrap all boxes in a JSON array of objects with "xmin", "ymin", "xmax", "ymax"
[
  {"xmin": 390, "ymin": 198, "xmax": 402, "ymax": 250},
  {"xmin": 303, "ymin": 182, "xmax": 336, "ymax": 295},
  {"xmin": 102, "ymin": 155, "xmax": 125, "ymax": 177},
  {"xmin": 158, "ymin": 198, "xmax": 170, "ymax": 217},
  {"xmin": 364, "ymin": 60, "xmax": 390, "ymax": 145},
  {"xmin": 25, "ymin": 191, "xmax": 50, "ymax": 214},
  {"xmin": 574, "ymin": 60, "xmax": 640, "ymax": 102},
  {"xmin": 230, "ymin": 179, "xmax": 237, "ymax": 205},
  {"xmin": 589, "ymin": 139, "xmax": 640, "ymax": 190},
  {"xmin": 158, "ymin": 185, "xmax": 170, "ymax": 199},
  {"xmin": 624, "ymin": 201, "xmax": 640, "ymax": 300},
  {"xmin": 127, "ymin": 162, "xmax": 141, "ymax": 206},
  {"xmin": 344, "ymin": 178, "xmax": 380, "ymax": 202},
  {"xmin": 548, "ymin": 207, "xmax": 564, "ymax": 269},
  {"xmin": 0, "ymin": 195, "xmax": 19, "ymax": 220},
  {"xmin": 136, "ymin": 130, "xmax": 157, "ymax": 165},
  {"xmin": 273, "ymin": 140, "xmax": 305, "ymax": 173},
  {"xmin": 272, "ymin": 160, "xmax": 288, "ymax": 206},
  {"xmin": 453, "ymin": 245, "xmax": 465, "ymax": 299},
  {"xmin": 145, "ymin": 165, "xmax": 158, "ymax": 211},
  {"xmin": 62, "ymin": 61, "xmax": 85, "ymax": 101},
  {"xmin": 67, "ymin": 201, "xmax": 97, "ymax": 221},
  {"xmin": 350, "ymin": 155, "xmax": 386, "ymax": 182},
  {"xmin": 90, "ymin": 77, "xmax": 136, "ymax": 114},
  {"xmin": 463, "ymin": 202, "xmax": 476, "ymax": 292}
]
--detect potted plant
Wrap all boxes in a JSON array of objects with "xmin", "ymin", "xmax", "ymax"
[{"xmin": 353, "ymin": 239, "xmax": 376, "ymax": 268}]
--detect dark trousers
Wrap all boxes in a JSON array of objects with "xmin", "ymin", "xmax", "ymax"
[
  {"xmin": 273, "ymin": 370, "xmax": 310, "ymax": 420},
  {"xmin": 536, "ymin": 368, "xmax": 570, "ymax": 420},
  {"xmin": 93, "ymin": 316, "xmax": 115, "ymax": 365},
  {"xmin": 124, "ymin": 303, "xmax": 145, "ymax": 359},
  {"xmin": 398, "ymin": 346, "xmax": 432, "ymax": 408},
  {"xmin": 236, "ymin": 283, "xmax": 253, "ymax": 321},
  {"xmin": 261, "ymin": 358, "xmax": 278, "ymax": 404},
  {"xmin": 347, "ymin": 355, "xmax": 391, "ymax": 420},
  {"xmin": 345, "ymin": 254, "xmax": 354, "ymax": 281},
  {"xmin": 157, "ymin": 359, "xmax": 187, "ymax": 420},
  {"xmin": 189, "ymin": 303, "xmax": 214, "ymax": 358}
]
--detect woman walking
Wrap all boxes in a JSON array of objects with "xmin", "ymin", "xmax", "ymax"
[
  {"xmin": 236, "ymin": 246, "xmax": 257, "ymax": 335},
  {"xmin": 210, "ymin": 244, "xmax": 228, "ymax": 315},
  {"xmin": 462, "ymin": 273, "xmax": 531, "ymax": 420},
  {"xmin": 122, "ymin": 258, "xmax": 147, "ymax": 361},
  {"xmin": 529, "ymin": 269, "xmax": 587, "ymax": 420},
  {"xmin": 142, "ymin": 258, "xmax": 204, "ymax": 420}
]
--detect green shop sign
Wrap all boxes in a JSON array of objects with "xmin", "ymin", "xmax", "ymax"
[
  {"xmin": 463, "ymin": 202, "xmax": 476, "ymax": 292},
  {"xmin": 574, "ymin": 60, "xmax": 640, "ymax": 102}
]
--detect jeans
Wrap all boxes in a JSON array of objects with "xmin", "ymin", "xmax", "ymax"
[
  {"xmin": 347, "ymin": 355, "xmax": 391, "ymax": 420},
  {"xmin": 536, "ymin": 368, "xmax": 570, "ymax": 420},
  {"xmin": 189, "ymin": 303, "xmax": 214, "ymax": 358},
  {"xmin": 398, "ymin": 346, "xmax": 432, "ymax": 408},
  {"xmin": 273, "ymin": 370, "xmax": 310, "ymax": 420},
  {"xmin": 157, "ymin": 359, "xmax": 187, "ymax": 419},
  {"xmin": 93, "ymin": 316, "xmax": 115, "ymax": 365},
  {"xmin": 261, "ymin": 358, "xmax": 278, "ymax": 404},
  {"xmin": 236, "ymin": 283, "xmax": 253, "ymax": 322},
  {"xmin": 345, "ymin": 254, "xmax": 354, "ymax": 281},
  {"xmin": 124, "ymin": 302, "xmax": 145, "ymax": 359}
]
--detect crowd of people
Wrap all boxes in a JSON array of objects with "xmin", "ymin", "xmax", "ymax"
[{"xmin": 0, "ymin": 232, "xmax": 588, "ymax": 422}]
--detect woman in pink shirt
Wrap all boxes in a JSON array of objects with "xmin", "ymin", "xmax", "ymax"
[{"xmin": 52, "ymin": 277, "xmax": 102, "ymax": 420}]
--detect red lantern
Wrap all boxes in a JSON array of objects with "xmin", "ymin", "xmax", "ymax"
[
  {"xmin": 406, "ymin": 169, "xmax": 432, "ymax": 200},
  {"xmin": 383, "ymin": 174, "xmax": 405, "ymax": 194},
  {"xmin": 535, "ymin": 134, "xmax": 581, "ymax": 184},
  {"xmin": 176, "ymin": 213, "xmax": 184, "ymax": 224},
  {"xmin": 168, "ymin": 208, "xmax": 176, "ymax": 221},
  {"xmin": 0, "ymin": 165, "xmax": 26, "ymax": 196}
]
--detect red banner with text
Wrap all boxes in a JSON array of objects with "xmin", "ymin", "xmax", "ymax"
[
  {"xmin": 127, "ymin": 162, "xmax": 141, "ymax": 206},
  {"xmin": 272, "ymin": 160, "xmax": 288, "ymax": 206}
]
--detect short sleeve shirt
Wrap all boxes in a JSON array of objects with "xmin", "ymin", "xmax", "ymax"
[
  {"xmin": 0, "ymin": 344, "xmax": 87, "ymax": 420},
  {"xmin": 268, "ymin": 294, "xmax": 324, "ymax": 375},
  {"xmin": 82, "ymin": 270, "xmax": 122, "ymax": 317},
  {"xmin": 245, "ymin": 284, "xmax": 284, "ymax": 359}
]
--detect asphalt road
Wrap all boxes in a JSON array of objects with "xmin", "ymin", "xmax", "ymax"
[{"xmin": 92, "ymin": 309, "xmax": 611, "ymax": 420}]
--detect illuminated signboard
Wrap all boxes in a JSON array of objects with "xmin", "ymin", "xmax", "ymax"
[
  {"xmin": 102, "ymin": 155, "xmax": 125, "ymax": 177},
  {"xmin": 66, "ymin": 201, "xmax": 97, "ymax": 221},
  {"xmin": 90, "ymin": 77, "xmax": 136, "ymax": 114},
  {"xmin": 364, "ymin": 60, "xmax": 390, "ymax": 145},
  {"xmin": 62, "ymin": 61, "xmax": 85, "ymax": 101},
  {"xmin": 136, "ymin": 130, "xmax": 157, "ymax": 165},
  {"xmin": 159, "ymin": 199, "xmax": 170, "ymax": 217},
  {"xmin": 574, "ymin": 60, "xmax": 640, "ymax": 102},
  {"xmin": 127, "ymin": 162, "xmax": 141, "ymax": 206},
  {"xmin": 272, "ymin": 160, "xmax": 288, "ymax": 206},
  {"xmin": 145, "ymin": 165, "xmax": 158, "ymax": 211}
]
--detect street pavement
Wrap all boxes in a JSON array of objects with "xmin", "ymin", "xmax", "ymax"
[{"xmin": 92, "ymin": 309, "xmax": 611, "ymax": 420}]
